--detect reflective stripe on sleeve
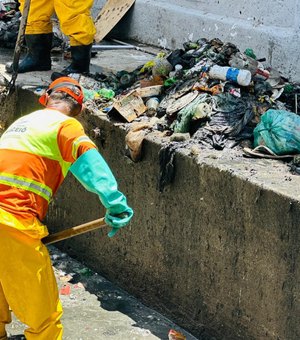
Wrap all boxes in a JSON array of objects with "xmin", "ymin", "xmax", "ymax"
[
  {"xmin": 71, "ymin": 136, "xmax": 96, "ymax": 160},
  {"xmin": 0, "ymin": 173, "xmax": 52, "ymax": 202}
]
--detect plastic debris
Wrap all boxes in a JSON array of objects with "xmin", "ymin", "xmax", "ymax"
[
  {"xmin": 254, "ymin": 109, "xmax": 300, "ymax": 155},
  {"xmin": 148, "ymin": 52, "xmax": 173, "ymax": 77},
  {"xmin": 172, "ymin": 94, "xmax": 208, "ymax": 133},
  {"xmin": 76, "ymin": 267, "xmax": 94, "ymax": 277},
  {"xmin": 113, "ymin": 91, "xmax": 147, "ymax": 122},
  {"xmin": 125, "ymin": 122, "xmax": 151, "ymax": 162},
  {"xmin": 168, "ymin": 329, "xmax": 186, "ymax": 340},
  {"xmin": 59, "ymin": 285, "xmax": 71, "ymax": 295},
  {"xmin": 209, "ymin": 65, "xmax": 251, "ymax": 86},
  {"xmin": 98, "ymin": 88, "xmax": 115, "ymax": 99},
  {"xmin": 4, "ymin": 17, "xmax": 300, "ymax": 164},
  {"xmin": 159, "ymin": 143, "xmax": 178, "ymax": 192},
  {"xmin": 145, "ymin": 97, "xmax": 160, "ymax": 117}
]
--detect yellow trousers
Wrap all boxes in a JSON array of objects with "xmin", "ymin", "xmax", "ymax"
[
  {"xmin": 0, "ymin": 224, "xmax": 63, "ymax": 340},
  {"xmin": 19, "ymin": 0, "xmax": 96, "ymax": 45}
]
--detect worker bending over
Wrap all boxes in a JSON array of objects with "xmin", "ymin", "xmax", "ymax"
[{"xmin": 0, "ymin": 77, "xmax": 133, "ymax": 340}]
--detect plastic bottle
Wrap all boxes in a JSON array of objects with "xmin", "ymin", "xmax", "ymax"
[
  {"xmin": 146, "ymin": 97, "xmax": 160, "ymax": 116},
  {"xmin": 97, "ymin": 88, "xmax": 115, "ymax": 99},
  {"xmin": 208, "ymin": 65, "xmax": 251, "ymax": 86},
  {"xmin": 152, "ymin": 55, "xmax": 173, "ymax": 77},
  {"xmin": 169, "ymin": 64, "xmax": 184, "ymax": 78},
  {"xmin": 229, "ymin": 53, "xmax": 269, "ymax": 79}
]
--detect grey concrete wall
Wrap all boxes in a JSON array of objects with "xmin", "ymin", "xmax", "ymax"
[
  {"xmin": 42, "ymin": 110, "xmax": 300, "ymax": 339},
  {"xmin": 92, "ymin": 0, "xmax": 300, "ymax": 82},
  {"xmin": 2, "ymin": 91, "xmax": 300, "ymax": 339}
]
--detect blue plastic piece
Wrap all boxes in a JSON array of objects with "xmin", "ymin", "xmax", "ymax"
[{"xmin": 226, "ymin": 67, "xmax": 239, "ymax": 82}]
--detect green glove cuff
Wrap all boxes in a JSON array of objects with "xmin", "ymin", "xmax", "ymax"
[
  {"xmin": 106, "ymin": 208, "xmax": 133, "ymax": 238},
  {"xmin": 70, "ymin": 149, "xmax": 133, "ymax": 235}
]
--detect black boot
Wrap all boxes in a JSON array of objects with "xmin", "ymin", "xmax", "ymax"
[
  {"xmin": 6, "ymin": 33, "xmax": 52, "ymax": 74},
  {"xmin": 51, "ymin": 44, "xmax": 92, "ymax": 81},
  {"xmin": 63, "ymin": 44, "xmax": 92, "ymax": 74}
]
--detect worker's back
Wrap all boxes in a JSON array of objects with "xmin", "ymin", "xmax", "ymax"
[{"xmin": 0, "ymin": 109, "xmax": 77, "ymax": 223}]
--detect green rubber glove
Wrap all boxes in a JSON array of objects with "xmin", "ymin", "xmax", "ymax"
[{"xmin": 70, "ymin": 149, "xmax": 133, "ymax": 237}]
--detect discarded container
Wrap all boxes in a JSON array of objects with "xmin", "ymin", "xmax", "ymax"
[
  {"xmin": 168, "ymin": 329, "xmax": 186, "ymax": 340},
  {"xmin": 169, "ymin": 64, "xmax": 183, "ymax": 78},
  {"xmin": 209, "ymin": 65, "xmax": 252, "ymax": 86},
  {"xmin": 113, "ymin": 91, "xmax": 147, "ymax": 122},
  {"xmin": 146, "ymin": 97, "xmax": 160, "ymax": 116},
  {"xmin": 83, "ymin": 88, "xmax": 98, "ymax": 101},
  {"xmin": 136, "ymin": 85, "xmax": 163, "ymax": 98},
  {"xmin": 98, "ymin": 88, "xmax": 115, "ymax": 99},
  {"xmin": 152, "ymin": 54, "xmax": 173, "ymax": 77}
]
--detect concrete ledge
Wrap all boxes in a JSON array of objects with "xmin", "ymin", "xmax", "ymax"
[{"xmin": 38, "ymin": 106, "xmax": 300, "ymax": 339}]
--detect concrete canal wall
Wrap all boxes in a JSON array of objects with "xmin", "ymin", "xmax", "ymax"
[
  {"xmin": 92, "ymin": 0, "xmax": 300, "ymax": 82},
  {"xmin": 1, "ymin": 90, "xmax": 299, "ymax": 339}
]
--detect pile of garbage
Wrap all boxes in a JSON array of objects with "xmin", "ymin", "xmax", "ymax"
[
  {"xmin": 75, "ymin": 37, "xmax": 300, "ymax": 166},
  {"xmin": 2, "ymin": 6, "xmax": 300, "ymax": 172},
  {"xmin": 0, "ymin": 0, "xmax": 19, "ymax": 48}
]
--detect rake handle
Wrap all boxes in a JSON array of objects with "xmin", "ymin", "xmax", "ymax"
[{"xmin": 43, "ymin": 217, "xmax": 107, "ymax": 245}]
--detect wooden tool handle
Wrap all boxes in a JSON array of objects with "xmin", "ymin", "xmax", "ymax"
[
  {"xmin": 43, "ymin": 217, "xmax": 107, "ymax": 245},
  {"xmin": 8, "ymin": 0, "xmax": 31, "ymax": 92}
]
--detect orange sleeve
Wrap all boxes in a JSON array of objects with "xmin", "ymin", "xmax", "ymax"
[{"xmin": 57, "ymin": 119, "xmax": 97, "ymax": 163}]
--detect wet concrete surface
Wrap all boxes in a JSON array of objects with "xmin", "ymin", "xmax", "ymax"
[
  {"xmin": 7, "ymin": 246, "xmax": 197, "ymax": 340},
  {"xmin": 0, "ymin": 41, "xmax": 156, "ymax": 88}
]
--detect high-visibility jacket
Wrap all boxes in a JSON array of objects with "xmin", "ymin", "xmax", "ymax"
[{"xmin": 0, "ymin": 108, "xmax": 96, "ymax": 237}]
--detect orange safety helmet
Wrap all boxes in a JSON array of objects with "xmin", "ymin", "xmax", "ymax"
[{"xmin": 39, "ymin": 77, "xmax": 84, "ymax": 107}]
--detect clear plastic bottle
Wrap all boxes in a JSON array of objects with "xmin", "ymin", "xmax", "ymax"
[
  {"xmin": 209, "ymin": 65, "xmax": 252, "ymax": 86},
  {"xmin": 146, "ymin": 97, "xmax": 160, "ymax": 116}
]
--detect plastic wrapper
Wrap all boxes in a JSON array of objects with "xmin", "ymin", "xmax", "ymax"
[{"xmin": 254, "ymin": 109, "xmax": 300, "ymax": 155}]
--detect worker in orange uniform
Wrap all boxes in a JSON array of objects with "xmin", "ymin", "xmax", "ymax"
[
  {"xmin": 0, "ymin": 77, "xmax": 133, "ymax": 340},
  {"xmin": 6, "ymin": 0, "xmax": 96, "ymax": 74}
]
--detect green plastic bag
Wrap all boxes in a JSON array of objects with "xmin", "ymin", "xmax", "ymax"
[
  {"xmin": 254, "ymin": 109, "xmax": 300, "ymax": 155},
  {"xmin": 172, "ymin": 94, "xmax": 208, "ymax": 133}
]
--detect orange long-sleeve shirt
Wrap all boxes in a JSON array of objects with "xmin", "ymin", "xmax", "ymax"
[{"xmin": 0, "ymin": 111, "xmax": 96, "ymax": 222}]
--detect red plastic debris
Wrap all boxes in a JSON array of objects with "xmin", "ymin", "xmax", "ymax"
[{"xmin": 59, "ymin": 285, "xmax": 71, "ymax": 295}]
